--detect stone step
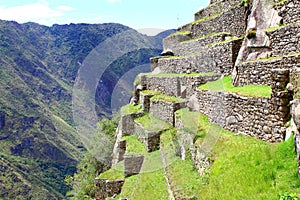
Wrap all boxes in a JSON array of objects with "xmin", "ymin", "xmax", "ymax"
[
  {"xmin": 152, "ymin": 38, "xmax": 243, "ymax": 76},
  {"xmin": 188, "ymin": 5, "xmax": 245, "ymax": 39},
  {"xmin": 274, "ymin": 0, "xmax": 300, "ymax": 24},
  {"xmin": 164, "ymin": 32, "xmax": 232, "ymax": 56},
  {"xmin": 140, "ymin": 73, "xmax": 220, "ymax": 99},
  {"xmin": 235, "ymin": 53, "xmax": 300, "ymax": 86},
  {"xmin": 134, "ymin": 114, "xmax": 172, "ymax": 152},
  {"xmin": 194, "ymin": 0, "xmax": 241, "ymax": 21},
  {"xmin": 266, "ymin": 23, "xmax": 300, "ymax": 56},
  {"xmin": 146, "ymin": 93, "xmax": 187, "ymax": 126}
]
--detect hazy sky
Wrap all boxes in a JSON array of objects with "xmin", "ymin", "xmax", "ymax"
[{"xmin": 0, "ymin": 0, "xmax": 209, "ymax": 30}]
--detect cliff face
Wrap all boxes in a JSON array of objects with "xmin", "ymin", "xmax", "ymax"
[{"xmin": 96, "ymin": 0, "xmax": 300, "ymax": 199}]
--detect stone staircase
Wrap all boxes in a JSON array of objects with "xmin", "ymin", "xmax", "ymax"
[{"xmin": 95, "ymin": 0, "xmax": 300, "ymax": 199}]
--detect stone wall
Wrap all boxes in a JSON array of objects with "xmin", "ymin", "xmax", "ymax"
[
  {"xmin": 124, "ymin": 155, "xmax": 144, "ymax": 177},
  {"xmin": 134, "ymin": 121, "xmax": 164, "ymax": 152},
  {"xmin": 163, "ymin": 33, "xmax": 192, "ymax": 53},
  {"xmin": 151, "ymin": 39, "xmax": 242, "ymax": 76},
  {"xmin": 118, "ymin": 112, "xmax": 143, "ymax": 136},
  {"xmin": 291, "ymin": 99, "xmax": 300, "ymax": 176},
  {"xmin": 191, "ymin": 5, "xmax": 245, "ymax": 38},
  {"xmin": 151, "ymin": 55, "xmax": 216, "ymax": 74},
  {"xmin": 235, "ymin": 55, "xmax": 300, "ymax": 86},
  {"xmin": 194, "ymin": 0, "xmax": 241, "ymax": 21},
  {"xmin": 95, "ymin": 178, "xmax": 124, "ymax": 200},
  {"xmin": 150, "ymin": 100, "xmax": 187, "ymax": 126},
  {"xmin": 144, "ymin": 75, "xmax": 220, "ymax": 98},
  {"xmin": 190, "ymin": 88, "xmax": 290, "ymax": 142},
  {"xmin": 164, "ymin": 33, "xmax": 231, "ymax": 56},
  {"xmin": 274, "ymin": 0, "xmax": 300, "ymax": 24},
  {"xmin": 267, "ymin": 24, "xmax": 300, "ymax": 56}
]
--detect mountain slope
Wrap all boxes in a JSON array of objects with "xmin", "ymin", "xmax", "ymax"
[{"xmin": 0, "ymin": 20, "xmax": 173, "ymax": 199}]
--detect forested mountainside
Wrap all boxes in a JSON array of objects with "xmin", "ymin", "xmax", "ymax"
[{"xmin": 0, "ymin": 19, "xmax": 174, "ymax": 199}]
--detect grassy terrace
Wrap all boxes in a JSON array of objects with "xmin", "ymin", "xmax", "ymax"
[
  {"xmin": 192, "ymin": 13, "xmax": 222, "ymax": 25},
  {"xmin": 121, "ymin": 104, "xmax": 142, "ymax": 115},
  {"xmin": 122, "ymin": 135, "xmax": 147, "ymax": 155},
  {"xmin": 198, "ymin": 76, "xmax": 272, "ymax": 98},
  {"xmin": 174, "ymin": 110, "xmax": 300, "ymax": 199},
  {"xmin": 120, "ymin": 151, "xmax": 169, "ymax": 199},
  {"xmin": 207, "ymin": 36, "xmax": 243, "ymax": 47},
  {"xmin": 98, "ymin": 161, "xmax": 125, "ymax": 180},
  {"xmin": 134, "ymin": 114, "xmax": 172, "ymax": 132},
  {"xmin": 196, "ymin": 114, "xmax": 300, "ymax": 199},
  {"xmin": 168, "ymin": 30, "xmax": 191, "ymax": 37}
]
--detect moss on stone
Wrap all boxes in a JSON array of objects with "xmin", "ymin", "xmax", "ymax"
[
  {"xmin": 168, "ymin": 30, "xmax": 191, "ymax": 37},
  {"xmin": 207, "ymin": 36, "xmax": 243, "ymax": 47},
  {"xmin": 265, "ymin": 24, "xmax": 288, "ymax": 32},
  {"xmin": 192, "ymin": 13, "xmax": 222, "ymax": 25},
  {"xmin": 121, "ymin": 104, "xmax": 142, "ymax": 115},
  {"xmin": 198, "ymin": 76, "xmax": 271, "ymax": 98},
  {"xmin": 274, "ymin": 0, "xmax": 288, "ymax": 6}
]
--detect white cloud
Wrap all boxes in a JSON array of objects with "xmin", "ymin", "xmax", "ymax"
[
  {"xmin": 56, "ymin": 5, "xmax": 76, "ymax": 11},
  {"xmin": 0, "ymin": 0, "xmax": 75, "ymax": 26}
]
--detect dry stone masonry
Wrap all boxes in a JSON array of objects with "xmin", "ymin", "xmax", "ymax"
[{"xmin": 96, "ymin": 0, "xmax": 300, "ymax": 198}]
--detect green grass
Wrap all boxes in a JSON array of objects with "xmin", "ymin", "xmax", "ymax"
[
  {"xmin": 192, "ymin": 13, "xmax": 222, "ymax": 25},
  {"xmin": 166, "ymin": 155, "xmax": 204, "ymax": 199},
  {"xmin": 134, "ymin": 114, "xmax": 172, "ymax": 132},
  {"xmin": 274, "ymin": 0, "xmax": 288, "ymax": 6},
  {"xmin": 120, "ymin": 151, "xmax": 169, "ymax": 200},
  {"xmin": 207, "ymin": 36, "xmax": 243, "ymax": 47},
  {"xmin": 140, "ymin": 90, "xmax": 162, "ymax": 96},
  {"xmin": 173, "ymin": 110, "xmax": 300, "ymax": 199},
  {"xmin": 98, "ymin": 161, "xmax": 125, "ymax": 180},
  {"xmin": 198, "ymin": 128, "xmax": 300, "ymax": 199},
  {"xmin": 266, "ymin": 24, "xmax": 288, "ymax": 32},
  {"xmin": 168, "ymin": 30, "xmax": 191, "ymax": 37},
  {"xmin": 151, "ymin": 94, "xmax": 187, "ymax": 103},
  {"xmin": 198, "ymin": 76, "xmax": 272, "ymax": 98},
  {"xmin": 121, "ymin": 104, "xmax": 142, "ymax": 115},
  {"xmin": 122, "ymin": 135, "xmax": 147, "ymax": 155}
]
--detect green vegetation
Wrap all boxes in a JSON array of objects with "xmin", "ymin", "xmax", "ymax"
[
  {"xmin": 207, "ymin": 36, "xmax": 243, "ymax": 47},
  {"xmin": 121, "ymin": 104, "xmax": 142, "ymax": 115},
  {"xmin": 274, "ymin": 0, "xmax": 288, "ymax": 6},
  {"xmin": 122, "ymin": 135, "xmax": 147, "ymax": 155},
  {"xmin": 192, "ymin": 13, "xmax": 222, "ymax": 25},
  {"xmin": 198, "ymin": 123, "xmax": 300, "ymax": 199},
  {"xmin": 68, "ymin": 118, "xmax": 118, "ymax": 199},
  {"xmin": 266, "ymin": 24, "xmax": 288, "ymax": 32},
  {"xmin": 247, "ymin": 29, "xmax": 257, "ymax": 39},
  {"xmin": 134, "ymin": 114, "xmax": 172, "ymax": 132},
  {"xmin": 140, "ymin": 90, "xmax": 162, "ymax": 96},
  {"xmin": 151, "ymin": 94, "xmax": 187, "ymax": 103},
  {"xmin": 198, "ymin": 76, "xmax": 272, "ymax": 98},
  {"xmin": 98, "ymin": 161, "xmax": 125, "ymax": 180},
  {"xmin": 166, "ymin": 155, "xmax": 203, "ymax": 199},
  {"xmin": 168, "ymin": 30, "xmax": 191, "ymax": 37}
]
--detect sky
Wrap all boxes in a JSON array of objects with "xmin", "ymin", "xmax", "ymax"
[{"xmin": 0, "ymin": 0, "xmax": 209, "ymax": 31}]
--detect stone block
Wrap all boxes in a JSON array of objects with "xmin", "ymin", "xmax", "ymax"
[{"xmin": 124, "ymin": 155, "xmax": 144, "ymax": 177}]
